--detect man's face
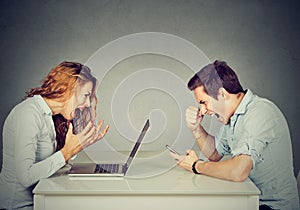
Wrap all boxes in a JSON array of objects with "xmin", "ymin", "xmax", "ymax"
[{"xmin": 193, "ymin": 86, "xmax": 229, "ymax": 124}]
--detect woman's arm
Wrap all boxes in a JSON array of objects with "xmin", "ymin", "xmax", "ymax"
[{"xmin": 13, "ymin": 108, "xmax": 65, "ymax": 188}]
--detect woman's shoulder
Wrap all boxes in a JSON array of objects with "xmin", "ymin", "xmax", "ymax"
[
  {"xmin": 7, "ymin": 96, "xmax": 44, "ymax": 122},
  {"xmin": 3, "ymin": 96, "xmax": 51, "ymax": 137},
  {"xmin": 13, "ymin": 96, "xmax": 39, "ymax": 112}
]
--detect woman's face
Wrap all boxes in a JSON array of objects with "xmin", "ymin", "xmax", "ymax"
[{"xmin": 63, "ymin": 81, "xmax": 94, "ymax": 120}]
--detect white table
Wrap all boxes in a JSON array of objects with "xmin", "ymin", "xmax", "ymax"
[{"xmin": 33, "ymin": 151, "xmax": 260, "ymax": 210}]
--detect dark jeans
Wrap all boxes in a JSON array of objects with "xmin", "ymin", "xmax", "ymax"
[{"xmin": 259, "ymin": 205, "xmax": 273, "ymax": 210}]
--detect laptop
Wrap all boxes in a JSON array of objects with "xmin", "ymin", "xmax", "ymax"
[{"xmin": 69, "ymin": 119, "xmax": 150, "ymax": 177}]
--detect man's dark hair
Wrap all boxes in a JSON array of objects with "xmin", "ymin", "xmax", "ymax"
[{"xmin": 187, "ymin": 60, "xmax": 244, "ymax": 99}]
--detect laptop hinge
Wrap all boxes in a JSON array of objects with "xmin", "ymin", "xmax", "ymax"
[{"xmin": 122, "ymin": 163, "xmax": 128, "ymax": 174}]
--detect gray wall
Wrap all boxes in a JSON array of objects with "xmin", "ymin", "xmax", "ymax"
[{"xmin": 0, "ymin": 0, "xmax": 299, "ymax": 175}]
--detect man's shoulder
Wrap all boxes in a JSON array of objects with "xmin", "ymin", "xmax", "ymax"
[{"xmin": 248, "ymin": 94, "xmax": 281, "ymax": 116}]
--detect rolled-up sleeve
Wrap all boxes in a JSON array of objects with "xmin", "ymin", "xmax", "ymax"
[{"xmin": 230, "ymin": 105, "xmax": 276, "ymax": 169}]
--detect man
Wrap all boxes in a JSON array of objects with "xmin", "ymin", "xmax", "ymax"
[{"xmin": 172, "ymin": 60, "xmax": 299, "ymax": 210}]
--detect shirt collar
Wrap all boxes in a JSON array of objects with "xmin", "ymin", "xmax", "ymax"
[
  {"xmin": 233, "ymin": 89, "xmax": 253, "ymax": 116},
  {"xmin": 33, "ymin": 95, "xmax": 52, "ymax": 116}
]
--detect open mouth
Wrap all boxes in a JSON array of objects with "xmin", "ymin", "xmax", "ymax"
[
  {"xmin": 71, "ymin": 106, "xmax": 85, "ymax": 119},
  {"xmin": 72, "ymin": 107, "xmax": 93, "ymax": 134}
]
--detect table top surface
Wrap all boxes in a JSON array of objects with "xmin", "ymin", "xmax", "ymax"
[{"xmin": 33, "ymin": 151, "xmax": 260, "ymax": 196}]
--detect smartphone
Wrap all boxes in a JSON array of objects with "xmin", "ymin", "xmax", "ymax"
[{"xmin": 165, "ymin": 145, "xmax": 181, "ymax": 155}]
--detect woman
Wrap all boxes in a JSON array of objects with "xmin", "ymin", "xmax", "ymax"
[{"xmin": 0, "ymin": 61, "xmax": 109, "ymax": 210}]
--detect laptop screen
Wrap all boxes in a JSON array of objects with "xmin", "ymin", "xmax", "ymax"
[{"xmin": 124, "ymin": 119, "xmax": 150, "ymax": 169}]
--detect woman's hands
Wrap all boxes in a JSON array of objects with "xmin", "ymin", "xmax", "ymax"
[{"xmin": 61, "ymin": 120, "xmax": 109, "ymax": 161}]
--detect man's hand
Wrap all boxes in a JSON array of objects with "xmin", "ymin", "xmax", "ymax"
[
  {"xmin": 170, "ymin": 149, "xmax": 203, "ymax": 173},
  {"xmin": 185, "ymin": 106, "xmax": 203, "ymax": 132}
]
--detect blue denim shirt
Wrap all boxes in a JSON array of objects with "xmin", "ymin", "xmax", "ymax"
[{"xmin": 216, "ymin": 90, "xmax": 299, "ymax": 210}]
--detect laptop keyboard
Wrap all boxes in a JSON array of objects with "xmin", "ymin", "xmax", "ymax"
[{"xmin": 95, "ymin": 164, "xmax": 120, "ymax": 173}]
